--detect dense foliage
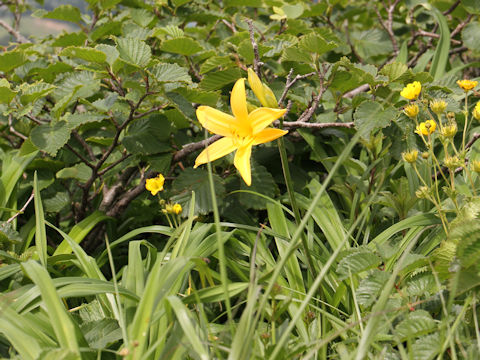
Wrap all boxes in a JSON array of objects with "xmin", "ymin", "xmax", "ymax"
[{"xmin": 1, "ymin": 0, "xmax": 480, "ymax": 358}]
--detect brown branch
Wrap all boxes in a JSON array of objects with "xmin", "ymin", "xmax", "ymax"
[
  {"xmin": 282, "ymin": 121, "xmax": 354, "ymax": 130},
  {"xmin": 343, "ymin": 84, "xmax": 370, "ymax": 99},
  {"xmin": 278, "ymin": 69, "xmax": 316, "ymax": 107},
  {"xmin": 97, "ymin": 153, "xmax": 131, "ymax": 177},
  {"xmin": 173, "ymin": 135, "xmax": 221, "ymax": 163},
  {"xmin": 65, "ymin": 144, "xmax": 95, "ymax": 169},
  {"xmin": 246, "ymin": 18, "xmax": 263, "ymax": 77},
  {"xmin": 444, "ymin": 0, "xmax": 461, "ymax": 15},
  {"xmin": 416, "ymin": 30, "xmax": 462, "ymax": 45},
  {"xmin": 8, "ymin": 115, "xmax": 27, "ymax": 140},
  {"xmin": 296, "ymin": 65, "xmax": 330, "ymax": 123},
  {"xmin": 221, "ymin": 19, "xmax": 236, "ymax": 33},
  {"xmin": 185, "ymin": 55, "xmax": 203, "ymax": 81},
  {"xmin": 72, "ymin": 130, "xmax": 96, "ymax": 162},
  {"xmin": 7, "ymin": 190, "xmax": 34, "ymax": 223},
  {"xmin": 374, "ymin": 0, "xmax": 400, "ymax": 57},
  {"xmin": 0, "ymin": 19, "xmax": 29, "ymax": 43},
  {"xmin": 132, "ymin": 104, "xmax": 169, "ymax": 120},
  {"xmin": 451, "ymin": 14, "xmax": 473, "ymax": 38}
]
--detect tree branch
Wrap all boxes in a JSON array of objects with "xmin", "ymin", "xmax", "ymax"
[
  {"xmin": 246, "ymin": 18, "xmax": 263, "ymax": 77},
  {"xmin": 0, "ymin": 19, "xmax": 29, "ymax": 43}
]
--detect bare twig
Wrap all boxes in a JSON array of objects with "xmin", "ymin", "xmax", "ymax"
[
  {"xmin": 7, "ymin": 190, "xmax": 34, "ymax": 223},
  {"xmin": 451, "ymin": 14, "xmax": 473, "ymax": 38},
  {"xmin": 297, "ymin": 65, "xmax": 331, "ymax": 123},
  {"xmin": 444, "ymin": 0, "xmax": 461, "ymax": 16},
  {"xmin": 0, "ymin": 19, "xmax": 29, "ymax": 43},
  {"xmin": 281, "ymin": 121, "xmax": 354, "ymax": 129},
  {"xmin": 65, "ymin": 144, "xmax": 95, "ymax": 169},
  {"xmin": 246, "ymin": 18, "xmax": 263, "ymax": 77},
  {"xmin": 97, "ymin": 153, "xmax": 132, "ymax": 177},
  {"xmin": 8, "ymin": 115, "xmax": 27, "ymax": 140},
  {"xmin": 173, "ymin": 135, "xmax": 221, "ymax": 163},
  {"xmin": 278, "ymin": 69, "xmax": 316, "ymax": 107},
  {"xmin": 416, "ymin": 30, "xmax": 462, "ymax": 45},
  {"xmin": 343, "ymin": 84, "xmax": 371, "ymax": 99},
  {"xmin": 72, "ymin": 130, "xmax": 96, "ymax": 162},
  {"xmin": 221, "ymin": 19, "xmax": 236, "ymax": 33},
  {"xmin": 132, "ymin": 104, "xmax": 168, "ymax": 119},
  {"xmin": 185, "ymin": 55, "xmax": 203, "ymax": 81},
  {"xmin": 374, "ymin": 0, "xmax": 401, "ymax": 57}
]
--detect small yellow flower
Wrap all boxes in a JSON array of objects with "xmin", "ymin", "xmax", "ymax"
[
  {"xmin": 473, "ymin": 102, "xmax": 480, "ymax": 120},
  {"xmin": 457, "ymin": 79, "xmax": 478, "ymax": 92},
  {"xmin": 471, "ymin": 160, "xmax": 480, "ymax": 173},
  {"xmin": 403, "ymin": 104, "xmax": 419, "ymax": 118},
  {"xmin": 145, "ymin": 174, "xmax": 165, "ymax": 195},
  {"xmin": 402, "ymin": 150, "xmax": 418, "ymax": 164},
  {"xmin": 400, "ymin": 81, "xmax": 421, "ymax": 100},
  {"xmin": 415, "ymin": 120, "xmax": 436, "ymax": 136},
  {"xmin": 247, "ymin": 68, "xmax": 278, "ymax": 108},
  {"xmin": 430, "ymin": 99, "xmax": 447, "ymax": 115},
  {"xmin": 172, "ymin": 203, "xmax": 182, "ymax": 215},
  {"xmin": 194, "ymin": 78, "xmax": 287, "ymax": 185},
  {"xmin": 440, "ymin": 123, "xmax": 457, "ymax": 139}
]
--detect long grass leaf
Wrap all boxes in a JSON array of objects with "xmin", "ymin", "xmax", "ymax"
[
  {"xmin": 426, "ymin": 4, "xmax": 450, "ymax": 80},
  {"xmin": 33, "ymin": 171, "xmax": 47, "ymax": 267}
]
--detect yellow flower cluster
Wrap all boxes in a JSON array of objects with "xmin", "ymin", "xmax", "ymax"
[
  {"xmin": 415, "ymin": 120, "xmax": 436, "ymax": 136},
  {"xmin": 457, "ymin": 79, "xmax": 478, "ymax": 92},
  {"xmin": 400, "ymin": 81, "xmax": 421, "ymax": 100},
  {"xmin": 403, "ymin": 104, "xmax": 419, "ymax": 118},
  {"xmin": 164, "ymin": 203, "xmax": 182, "ymax": 215},
  {"xmin": 145, "ymin": 174, "xmax": 165, "ymax": 196}
]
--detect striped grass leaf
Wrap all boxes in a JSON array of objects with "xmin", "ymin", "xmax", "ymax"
[
  {"xmin": 34, "ymin": 171, "xmax": 48, "ymax": 267},
  {"xmin": 21, "ymin": 260, "xmax": 84, "ymax": 355}
]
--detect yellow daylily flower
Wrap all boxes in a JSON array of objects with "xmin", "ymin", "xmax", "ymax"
[
  {"xmin": 194, "ymin": 78, "xmax": 288, "ymax": 185},
  {"xmin": 400, "ymin": 81, "xmax": 421, "ymax": 100},
  {"xmin": 415, "ymin": 120, "xmax": 436, "ymax": 136},
  {"xmin": 472, "ymin": 101, "xmax": 480, "ymax": 120},
  {"xmin": 457, "ymin": 79, "xmax": 478, "ymax": 92},
  {"xmin": 145, "ymin": 174, "xmax": 165, "ymax": 195},
  {"xmin": 247, "ymin": 68, "xmax": 278, "ymax": 108}
]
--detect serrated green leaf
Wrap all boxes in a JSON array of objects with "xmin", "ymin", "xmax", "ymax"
[
  {"xmin": 91, "ymin": 92, "xmax": 118, "ymax": 112},
  {"xmin": 150, "ymin": 63, "xmax": 191, "ymax": 83},
  {"xmin": 354, "ymin": 100, "xmax": 397, "ymax": 139},
  {"xmin": 19, "ymin": 81, "xmax": 55, "ymax": 105},
  {"xmin": 0, "ymin": 50, "xmax": 27, "ymax": 72},
  {"xmin": 356, "ymin": 270, "xmax": 390, "ymax": 307},
  {"xmin": 43, "ymin": 192, "xmax": 70, "ymax": 213},
  {"xmin": 380, "ymin": 62, "xmax": 408, "ymax": 82},
  {"xmin": 153, "ymin": 25, "xmax": 184, "ymax": 39},
  {"xmin": 299, "ymin": 33, "xmax": 336, "ymax": 55},
  {"xmin": 0, "ymin": 221, "xmax": 23, "ymax": 245},
  {"xmin": 39, "ymin": 5, "xmax": 82, "ymax": 23},
  {"xmin": 337, "ymin": 250, "xmax": 382, "ymax": 279},
  {"xmin": 63, "ymin": 112, "xmax": 107, "ymax": 129},
  {"xmin": 406, "ymin": 272, "xmax": 436, "ymax": 296},
  {"xmin": 199, "ymin": 56, "xmax": 233, "ymax": 74},
  {"xmin": 60, "ymin": 46, "xmax": 107, "ymax": 64},
  {"xmin": 238, "ymin": 163, "xmax": 277, "ymax": 210},
  {"xmin": 122, "ymin": 115, "xmax": 172, "ymax": 155},
  {"xmin": 54, "ymin": 71, "xmax": 100, "ymax": 102},
  {"xmin": 199, "ymin": 68, "xmax": 242, "ymax": 91},
  {"xmin": 52, "ymin": 32, "xmax": 87, "ymax": 47},
  {"xmin": 30, "ymin": 121, "xmax": 71, "ymax": 156},
  {"xmin": 0, "ymin": 82, "xmax": 17, "ymax": 104},
  {"xmin": 462, "ymin": 0, "xmax": 480, "ymax": 14},
  {"xmin": 90, "ymin": 21, "xmax": 122, "ymax": 42},
  {"xmin": 351, "ymin": 29, "xmax": 393, "ymax": 59},
  {"xmin": 95, "ymin": 44, "xmax": 119, "ymax": 66},
  {"xmin": 160, "ymin": 37, "xmax": 202, "ymax": 56},
  {"xmin": 281, "ymin": 46, "xmax": 312, "ymax": 64},
  {"xmin": 412, "ymin": 333, "xmax": 440, "ymax": 360},
  {"xmin": 166, "ymin": 91, "xmax": 195, "ymax": 119},
  {"xmin": 130, "ymin": 8, "xmax": 155, "ymax": 27},
  {"xmin": 394, "ymin": 310, "xmax": 435, "ymax": 340},
  {"xmin": 116, "ymin": 37, "xmax": 151, "ymax": 68},
  {"xmin": 171, "ymin": 168, "xmax": 226, "ymax": 215}
]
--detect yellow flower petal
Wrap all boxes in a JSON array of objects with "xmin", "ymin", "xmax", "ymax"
[
  {"xmin": 194, "ymin": 137, "xmax": 237, "ymax": 167},
  {"xmin": 231, "ymin": 78, "xmax": 249, "ymax": 122},
  {"xmin": 248, "ymin": 108, "xmax": 287, "ymax": 134},
  {"xmin": 248, "ymin": 68, "xmax": 267, "ymax": 106},
  {"xmin": 196, "ymin": 106, "xmax": 236, "ymax": 137},
  {"xmin": 253, "ymin": 128, "xmax": 288, "ymax": 145},
  {"xmin": 234, "ymin": 145, "xmax": 252, "ymax": 186}
]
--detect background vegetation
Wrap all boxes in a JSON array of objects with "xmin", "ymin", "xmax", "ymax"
[{"xmin": 0, "ymin": 0, "xmax": 480, "ymax": 358}]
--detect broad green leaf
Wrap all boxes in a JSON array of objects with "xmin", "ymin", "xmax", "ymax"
[
  {"xmin": 19, "ymin": 81, "xmax": 55, "ymax": 105},
  {"xmin": 199, "ymin": 56, "xmax": 234, "ymax": 74},
  {"xmin": 95, "ymin": 44, "xmax": 119, "ymax": 66},
  {"xmin": 412, "ymin": 333, "xmax": 440, "ymax": 360},
  {"xmin": 30, "ymin": 121, "xmax": 71, "ymax": 157},
  {"xmin": 52, "ymin": 32, "xmax": 87, "ymax": 47},
  {"xmin": 299, "ymin": 32, "xmax": 336, "ymax": 55},
  {"xmin": 150, "ymin": 63, "xmax": 191, "ymax": 83},
  {"xmin": 461, "ymin": 0, "xmax": 480, "ymax": 14},
  {"xmin": 0, "ymin": 80, "xmax": 16, "ymax": 104},
  {"xmin": 394, "ymin": 310, "xmax": 435, "ymax": 340},
  {"xmin": 351, "ymin": 29, "xmax": 393, "ymax": 59},
  {"xmin": 130, "ymin": 8, "xmax": 155, "ymax": 27},
  {"xmin": 354, "ymin": 100, "xmax": 397, "ymax": 138},
  {"xmin": 122, "ymin": 115, "xmax": 172, "ymax": 155},
  {"xmin": 238, "ymin": 163, "xmax": 277, "ymax": 210},
  {"xmin": 60, "ymin": 46, "xmax": 107, "ymax": 64},
  {"xmin": 116, "ymin": 37, "xmax": 151, "ymax": 68},
  {"xmin": 281, "ymin": 46, "xmax": 312, "ymax": 63},
  {"xmin": 0, "ymin": 50, "xmax": 27, "ymax": 72},
  {"xmin": 199, "ymin": 68, "xmax": 242, "ymax": 91},
  {"xmin": 171, "ymin": 168, "xmax": 226, "ymax": 215},
  {"xmin": 56, "ymin": 163, "xmax": 93, "ymax": 182},
  {"xmin": 0, "ymin": 221, "xmax": 22, "ymax": 244},
  {"xmin": 153, "ymin": 25, "xmax": 184, "ymax": 39},
  {"xmin": 462, "ymin": 21, "xmax": 480, "ymax": 52},
  {"xmin": 160, "ymin": 37, "xmax": 202, "ymax": 56},
  {"xmin": 337, "ymin": 250, "xmax": 382, "ymax": 279},
  {"xmin": 380, "ymin": 62, "xmax": 408, "ymax": 82},
  {"xmin": 356, "ymin": 269, "xmax": 390, "ymax": 307},
  {"xmin": 54, "ymin": 71, "xmax": 101, "ymax": 102},
  {"xmin": 37, "ymin": 5, "xmax": 82, "ymax": 23},
  {"xmin": 63, "ymin": 112, "xmax": 107, "ymax": 129}
]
